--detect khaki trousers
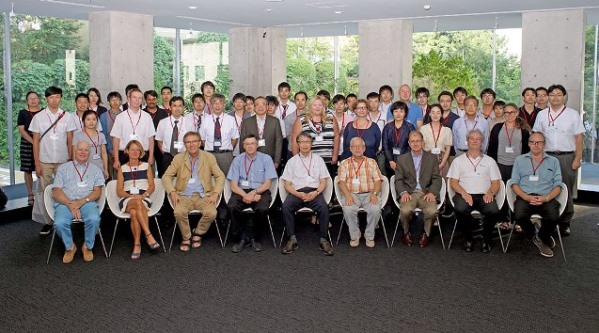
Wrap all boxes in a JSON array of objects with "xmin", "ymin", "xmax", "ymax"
[{"xmin": 174, "ymin": 193, "xmax": 217, "ymax": 240}]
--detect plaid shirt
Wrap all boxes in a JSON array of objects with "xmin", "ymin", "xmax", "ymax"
[{"xmin": 338, "ymin": 156, "xmax": 383, "ymax": 193}]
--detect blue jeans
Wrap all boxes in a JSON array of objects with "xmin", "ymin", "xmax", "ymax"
[{"xmin": 54, "ymin": 202, "xmax": 101, "ymax": 250}]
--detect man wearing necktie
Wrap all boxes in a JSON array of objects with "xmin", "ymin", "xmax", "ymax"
[
  {"xmin": 156, "ymin": 96, "xmax": 194, "ymax": 176},
  {"xmin": 199, "ymin": 94, "xmax": 239, "ymax": 175}
]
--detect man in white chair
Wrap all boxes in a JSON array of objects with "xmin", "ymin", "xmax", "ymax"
[
  {"xmin": 395, "ymin": 130, "xmax": 442, "ymax": 248},
  {"xmin": 227, "ymin": 134, "xmax": 278, "ymax": 253},
  {"xmin": 447, "ymin": 129, "xmax": 501, "ymax": 254},
  {"xmin": 280, "ymin": 131, "xmax": 333, "ymax": 256},
  {"xmin": 510, "ymin": 132, "xmax": 562, "ymax": 258},
  {"xmin": 52, "ymin": 141, "xmax": 105, "ymax": 263},
  {"xmin": 338, "ymin": 137, "xmax": 384, "ymax": 248}
]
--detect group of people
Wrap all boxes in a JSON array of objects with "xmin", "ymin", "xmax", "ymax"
[{"xmin": 18, "ymin": 80, "xmax": 583, "ymax": 263}]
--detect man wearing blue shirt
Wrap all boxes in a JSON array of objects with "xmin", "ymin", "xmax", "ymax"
[
  {"xmin": 388, "ymin": 84, "xmax": 422, "ymax": 128},
  {"xmin": 511, "ymin": 132, "xmax": 562, "ymax": 258},
  {"xmin": 227, "ymin": 134, "xmax": 278, "ymax": 253},
  {"xmin": 52, "ymin": 141, "xmax": 105, "ymax": 263}
]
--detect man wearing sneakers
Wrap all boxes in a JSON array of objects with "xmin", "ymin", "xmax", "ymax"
[{"xmin": 510, "ymin": 132, "xmax": 562, "ymax": 258}]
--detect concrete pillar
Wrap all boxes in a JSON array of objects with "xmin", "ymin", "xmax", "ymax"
[
  {"xmin": 521, "ymin": 10, "xmax": 586, "ymax": 111},
  {"xmin": 358, "ymin": 20, "xmax": 413, "ymax": 97},
  {"xmin": 89, "ymin": 12, "xmax": 154, "ymax": 96},
  {"xmin": 229, "ymin": 27, "xmax": 286, "ymax": 97}
]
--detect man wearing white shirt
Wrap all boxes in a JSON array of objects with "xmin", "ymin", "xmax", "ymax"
[
  {"xmin": 280, "ymin": 132, "xmax": 333, "ymax": 256},
  {"xmin": 532, "ymin": 84, "xmax": 585, "ymax": 235},
  {"xmin": 200, "ymin": 93, "xmax": 239, "ymax": 175},
  {"xmin": 201, "ymin": 81, "xmax": 215, "ymax": 115},
  {"xmin": 452, "ymin": 87, "xmax": 468, "ymax": 118},
  {"xmin": 110, "ymin": 88, "xmax": 156, "ymax": 169},
  {"xmin": 69, "ymin": 93, "xmax": 103, "ymax": 134},
  {"xmin": 275, "ymin": 82, "xmax": 297, "ymax": 120},
  {"xmin": 156, "ymin": 96, "xmax": 195, "ymax": 175},
  {"xmin": 29, "ymin": 86, "xmax": 77, "ymax": 234},
  {"xmin": 184, "ymin": 93, "xmax": 208, "ymax": 134}
]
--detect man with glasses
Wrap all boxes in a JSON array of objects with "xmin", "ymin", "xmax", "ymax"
[
  {"xmin": 479, "ymin": 88, "xmax": 496, "ymax": 121},
  {"xmin": 535, "ymin": 87, "xmax": 549, "ymax": 110},
  {"xmin": 227, "ymin": 134, "xmax": 278, "ymax": 253},
  {"xmin": 395, "ymin": 130, "xmax": 442, "ymax": 247},
  {"xmin": 510, "ymin": 132, "xmax": 562, "ymax": 258},
  {"xmin": 532, "ymin": 84, "xmax": 584, "ymax": 236},
  {"xmin": 447, "ymin": 129, "xmax": 501, "ymax": 253},
  {"xmin": 163, "ymin": 131, "xmax": 225, "ymax": 251}
]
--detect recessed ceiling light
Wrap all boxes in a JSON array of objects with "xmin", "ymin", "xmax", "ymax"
[
  {"xmin": 265, "ymin": 0, "xmax": 283, "ymax": 2},
  {"xmin": 424, "ymin": 5, "xmax": 432, "ymax": 11},
  {"xmin": 38, "ymin": 0, "xmax": 105, "ymax": 9},
  {"xmin": 334, "ymin": 11, "xmax": 343, "ymax": 14},
  {"xmin": 189, "ymin": 6, "xmax": 197, "ymax": 10}
]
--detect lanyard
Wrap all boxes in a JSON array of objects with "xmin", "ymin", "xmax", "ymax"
[
  {"xmin": 281, "ymin": 104, "xmax": 289, "ymax": 118},
  {"xmin": 45, "ymin": 110, "xmax": 65, "ymax": 133},
  {"xmin": 548, "ymin": 105, "xmax": 567, "ymax": 126},
  {"xmin": 72, "ymin": 161, "xmax": 89, "ymax": 182},
  {"xmin": 234, "ymin": 111, "xmax": 244, "ymax": 133},
  {"xmin": 465, "ymin": 118, "xmax": 478, "ymax": 132},
  {"xmin": 299, "ymin": 153, "xmax": 313, "ymax": 177},
  {"xmin": 335, "ymin": 112, "xmax": 345, "ymax": 132},
  {"xmin": 186, "ymin": 156, "xmax": 198, "ymax": 179},
  {"xmin": 312, "ymin": 119, "xmax": 322, "ymax": 134},
  {"xmin": 431, "ymin": 123, "xmax": 442, "ymax": 148},
  {"xmin": 393, "ymin": 124, "xmax": 403, "ymax": 147},
  {"xmin": 466, "ymin": 154, "xmax": 483, "ymax": 172},
  {"xmin": 530, "ymin": 157, "xmax": 544, "ymax": 175},
  {"xmin": 193, "ymin": 112, "xmax": 203, "ymax": 129},
  {"xmin": 369, "ymin": 112, "xmax": 382, "ymax": 125},
  {"xmin": 84, "ymin": 129, "xmax": 100, "ymax": 153},
  {"xmin": 256, "ymin": 118, "xmax": 265, "ymax": 138},
  {"xmin": 504, "ymin": 124, "xmax": 515, "ymax": 147},
  {"xmin": 520, "ymin": 106, "xmax": 535, "ymax": 125},
  {"xmin": 127, "ymin": 110, "xmax": 142, "ymax": 134},
  {"xmin": 350, "ymin": 157, "xmax": 365, "ymax": 179},
  {"xmin": 170, "ymin": 116, "xmax": 182, "ymax": 130},
  {"xmin": 128, "ymin": 161, "xmax": 139, "ymax": 187},
  {"xmin": 442, "ymin": 112, "xmax": 451, "ymax": 126},
  {"xmin": 354, "ymin": 121, "xmax": 368, "ymax": 139},
  {"xmin": 244, "ymin": 155, "xmax": 255, "ymax": 180}
]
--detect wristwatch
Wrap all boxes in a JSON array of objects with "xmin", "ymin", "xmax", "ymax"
[
  {"xmin": 85, "ymin": 197, "xmax": 90, "ymax": 203},
  {"xmin": 372, "ymin": 191, "xmax": 379, "ymax": 195}
]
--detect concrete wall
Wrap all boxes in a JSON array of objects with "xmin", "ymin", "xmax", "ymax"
[
  {"xmin": 229, "ymin": 27, "xmax": 287, "ymax": 97},
  {"xmin": 358, "ymin": 20, "xmax": 413, "ymax": 98},
  {"xmin": 521, "ymin": 10, "xmax": 586, "ymax": 111},
  {"xmin": 89, "ymin": 12, "xmax": 154, "ymax": 96}
]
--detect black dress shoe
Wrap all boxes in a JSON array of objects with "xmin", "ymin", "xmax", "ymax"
[
  {"xmin": 281, "ymin": 239, "xmax": 298, "ymax": 254},
  {"xmin": 481, "ymin": 242, "xmax": 491, "ymax": 254},
  {"xmin": 463, "ymin": 241, "xmax": 473, "ymax": 252},
  {"xmin": 232, "ymin": 239, "xmax": 249, "ymax": 253},
  {"xmin": 250, "ymin": 239, "xmax": 262, "ymax": 252},
  {"xmin": 320, "ymin": 240, "xmax": 334, "ymax": 256}
]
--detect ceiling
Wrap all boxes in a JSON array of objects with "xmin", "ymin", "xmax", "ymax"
[{"xmin": 4, "ymin": 0, "xmax": 599, "ymax": 37}]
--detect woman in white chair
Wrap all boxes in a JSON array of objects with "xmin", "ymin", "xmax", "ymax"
[{"xmin": 116, "ymin": 140, "xmax": 160, "ymax": 259}]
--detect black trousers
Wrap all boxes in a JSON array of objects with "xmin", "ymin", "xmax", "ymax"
[
  {"xmin": 227, "ymin": 189, "xmax": 271, "ymax": 242},
  {"xmin": 282, "ymin": 187, "xmax": 329, "ymax": 239},
  {"xmin": 453, "ymin": 193, "xmax": 500, "ymax": 242},
  {"xmin": 514, "ymin": 197, "xmax": 560, "ymax": 244}
]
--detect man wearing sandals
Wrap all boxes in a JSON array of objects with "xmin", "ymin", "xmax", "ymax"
[
  {"xmin": 52, "ymin": 142, "xmax": 105, "ymax": 264},
  {"xmin": 163, "ymin": 131, "xmax": 225, "ymax": 251},
  {"xmin": 510, "ymin": 132, "xmax": 562, "ymax": 258}
]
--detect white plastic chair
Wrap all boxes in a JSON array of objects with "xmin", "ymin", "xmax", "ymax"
[
  {"xmin": 278, "ymin": 177, "xmax": 334, "ymax": 246},
  {"xmin": 166, "ymin": 177, "xmax": 224, "ymax": 251},
  {"xmin": 105, "ymin": 179, "xmax": 166, "ymax": 257},
  {"xmin": 504, "ymin": 180, "xmax": 568, "ymax": 260},
  {"xmin": 222, "ymin": 178, "xmax": 279, "ymax": 247},
  {"xmin": 44, "ymin": 184, "xmax": 108, "ymax": 264},
  {"xmin": 389, "ymin": 175, "xmax": 447, "ymax": 249},
  {"xmin": 446, "ymin": 179, "xmax": 506, "ymax": 250},
  {"xmin": 334, "ymin": 176, "xmax": 390, "ymax": 248}
]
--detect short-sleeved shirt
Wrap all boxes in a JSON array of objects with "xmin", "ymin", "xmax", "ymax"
[
  {"xmin": 28, "ymin": 108, "xmax": 77, "ymax": 164},
  {"xmin": 511, "ymin": 152, "xmax": 562, "ymax": 196},
  {"xmin": 99, "ymin": 110, "xmax": 121, "ymax": 154},
  {"xmin": 452, "ymin": 115, "xmax": 490, "ymax": 152},
  {"xmin": 199, "ymin": 113, "xmax": 239, "ymax": 152},
  {"xmin": 533, "ymin": 106, "xmax": 585, "ymax": 152},
  {"xmin": 73, "ymin": 130, "xmax": 107, "ymax": 171},
  {"xmin": 227, "ymin": 152, "xmax": 278, "ymax": 190},
  {"xmin": 421, "ymin": 123, "xmax": 453, "ymax": 154},
  {"xmin": 281, "ymin": 152, "xmax": 330, "ymax": 190},
  {"xmin": 184, "ymin": 110, "xmax": 208, "ymax": 133},
  {"xmin": 110, "ymin": 109, "xmax": 156, "ymax": 151},
  {"xmin": 447, "ymin": 153, "xmax": 501, "ymax": 194},
  {"xmin": 53, "ymin": 160, "xmax": 105, "ymax": 201},
  {"xmin": 69, "ymin": 112, "xmax": 103, "ymax": 134},
  {"xmin": 338, "ymin": 156, "xmax": 383, "ymax": 193},
  {"xmin": 155, "ymin": 116, "xmax": 195, "ymax": 154},
  {"xmin": 17, "ymin": 109, "xmax": 41, "ymax": 137},
  {"xmin": 275, "ymin": 101, "xmax": 297, "ymax": 120}
]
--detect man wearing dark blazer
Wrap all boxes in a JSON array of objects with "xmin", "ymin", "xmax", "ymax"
[
  {"xmin": 240, "ymin": 96, "xmax": 283, "ymax": 168},
  {"xmin": 395, "ymin": 130, "xmax": 442, "ymax": 247}
]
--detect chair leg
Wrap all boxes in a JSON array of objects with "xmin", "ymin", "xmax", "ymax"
[
  {"xmin": 97, "ymin": 228, "xmax": 108, "ymax": 258},
  {"xmin": 327, "ymin": 230, "xmax": 333, "ymax": 248},
  {"xmin": 214, "ymin": 218, "xmax": 224, "ymax": 248},
  {"xmin": 223, "ymin": 219, "xmax": 231, "ymax": 247},
  {"xmin": 154, "ymin": 217, "xmax": 167, "ymax": 253},
  {"xmin": 335, "ymin": 218, "xmax": 345, "ymax": 246},
  {"xmin": 46, "ymin": 228, "xmax": 57, "ymax": 264},
  {"xmin": 497, "ymin": 224, "xmax": 506, "ymax": 253},
  {"xmin": 168, "ymin": 221, "xmax": 178, "ymax": 252},
  {"xmin": 379, "ymin": 217, "xmax": 390, "ymax": 248},
  {"xmin": 279, "ymin": 226, "xmax": 286, "ymax": 248},
  {"xmin": 391, "ymin": 215, "xmax": 401, "ymax": 247},
  {"xmin": 109, "ymin": 219, "xmax": 120, "ymax": 258},
  {"xmin": 556, "ymin": 226, "xmax": 566, "ymax": 261},
  {"xmin": 437, "ymin": 216, "xmax": 446, "ymax": 250},
  {"xmin": 447, "ymin": 220, "xmax": 458, "ymax": 249},
  {"xmin": 267, "ymin": 216, "xmax": 276, "ymax": 247},
  {"xmin": 504, "ymin": 221, "xmax": 517, "ymax": 253}
]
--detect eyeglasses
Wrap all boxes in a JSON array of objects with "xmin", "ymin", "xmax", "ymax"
[
  {"xmin": 548, "ymin": 93, "xmax": 563, "ymax": 97},
  {"xmin": 350, "ymin": 145, "xmax": 365, "ymax": 148},
  {"xmin": 537, "ymin": 94, "xmax": 547, "ymax": 98},
  {"xmin": 528, "ymin": 141, "xmax": 545, "ymax": 146},
  {"xmin": 184, "ymin": 140, "xmax": 200, "ymax": 144},
  {"xmin": 504, "ymin": 111, "xmax": 517, "ymax": 115},
  {"xmin": 482, "ymin": 94, "xmax": 494, "ymax": 98}
]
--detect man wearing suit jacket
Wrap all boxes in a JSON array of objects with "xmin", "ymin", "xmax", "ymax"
[
  {"xmin": 395, "ymin": 130, "xmax": 442, "ymax": 248},
  {"xmin": 162, "ymin": 131, "xmax": 225, "ymax": 251},
  {"xmin": 240, "ymin": 96, "xmax": 283, "ymax": 168}
]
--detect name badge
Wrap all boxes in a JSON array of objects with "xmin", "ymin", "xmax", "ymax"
[
  {"xmin": 529, "ymin": 175, "xmax": 539, "ymax": 182},
  {"xmin": 49, "ymin": 133, "xmax": 59, "ymax": 140},
  {"xmin": 315, "ymin": 135, "xmax": 324, "ymax": 142},
  {"xmin": 188, "ymin": 178, "xmax": 196, "ymax": 184},
  {"xmin": 92, "ymin": 154, "xmax": 101, "ymax": 160},
  {"xmin": 129, "ymin": 134, "xmax": 138, "ymax": 140},
  {"xmin": 505, "ymin": 147, "xmax": 515, "ymax": 153},
  {"xmin": 470, "ymin": 172, "xmax": 480, "ymax": 177},
  {"xmin": 258, "ymin": 139, "xmax": 266, "ymax": 147},
  {"xmin": 241, "ymin": 180, "xmax": 250, "ymax": 187},
  {"xmin": 393, "ymin": 148, "xmax": 401, "ymax": 155},
  {"xmin": 77, "ymin": 181, "xmax": 88, "ymax": 188},
  {"xmin": 214, "ymin": 141, "xmax": 222, "ymax": 147},
  {"xmin": 130, "ymin": 187, "xmax": 140, "ymax": 194},
  {"xmin": 431, "ymin": 147, "xmax": 441, "ymax": 155},
  {"xmin": 174, "ymin": 141, "xmax": 183, "ymax": 150}
]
